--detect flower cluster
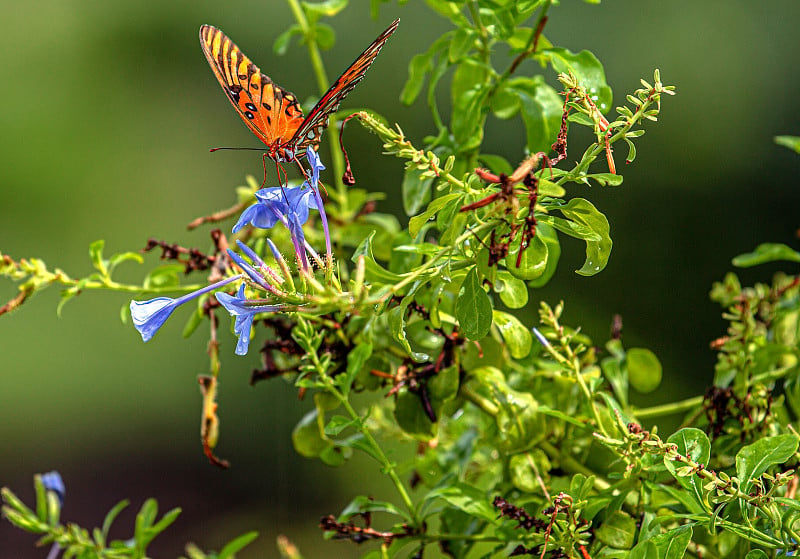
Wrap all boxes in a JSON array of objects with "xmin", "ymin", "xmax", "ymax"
[{"xmin": 130, "ymin": 147, "xmax": 329, "ymax": 355}]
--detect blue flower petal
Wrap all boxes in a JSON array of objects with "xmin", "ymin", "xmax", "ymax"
[
  {"xmin": 130, "ymin": 298, "xmax": 177, "ymax": 342},
  {"xmin": 233, "ymin": 201, "xmax": 281, "ymax": 233},
  {"xmin": 305, "ymin": 146, "xmax": 326, "ymax": 186},
  {"xmin": 41, "ymin": 471, "xmax": 65, "ymax": 506},
  {"xmin": 130, "ymin": 275, "xmax": 243, "ymax": 343},
  {"xmin": 215, "ymin": 284, "xmax": 281, "ymax": 356}
]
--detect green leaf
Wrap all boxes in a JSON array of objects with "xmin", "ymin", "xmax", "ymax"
[
  {"xmin": 736, "ymin": 434, "xmax": 798, "ymax": 494},
  {"xmin": 544, "ymin": 47, "xmax": 613, "ymax": 111},
  {"xmin": 448, "ymin": 28, "xmax": 475, "ymax": 62},
  {"xmin": 401, "ymin": 36, "xmax": 449, "ymax": 106},
  {"xmin": 394, "ymin": 390, "xmax": 434, "ymax": 437},
  {"xmin": 102, "ymin": 500, "xmax": 130, "ymax": 542},
  {"xmin": 509, "ymin": 453, "xmax": 537, "ymax": 493},
  {"xmin": 495, "ymin": 272, "xmax": 528, "ymax": 309},
  {"xmin": 586, "ymin": 172, "xmax": 624, "ymax": 186},
  {"xmin": 388, "ymin": 303, "xmax": 413, "ymax": 355},
  {"xmin": 456, "ymin": 268, "xmax": 493, "ymax": 340},
  {"xmin": 490, "ymin": 84, "xmax": 521, "ymax": 120},
  {"xmin": 775, "ymin": 135, "xmax": 800, "ymax": 153},
  {"xmin": 301, "ymin": 0, "xmax": 348, "ymax": 18},
  {"xmin": 628, "ymin": 541, "xmax": 658, "ymax": 559},
  {"xmin": 182, "ymin": 301, "xmax": 206, "ymax": 339},
  {"xmin": 664, "ymin": 428, "xmax": 710, "ymax": 511},
  {"xmin": 477, "ymin": 154, "xmax": 512, "ymax": 175},
  {"xmin": 559, "ymin": 198, "xmax": 612, "ymax": 276},
  {"xmin": 627, "ymin": 348, "xmax": 662, "ymax": 393},
  {"xmin": 427, "ymin": 482, "xmax": 497, "ymax": 523},
  {"xmin": 339, "ymin": 343, "xmax": 372, "ymax": 394},
  {"xmin": 352, "ymin": 232, "xmax": 403, "ymax": 283},
  {"xmin": 595, "ymin": 510, "xmax": 636, "ymax": 549},
  {"xmin": 732, "ymin": 243, "xmax": 800, "ymax": 267},
  {"xmin": 451, "ymin": 59, "xmax": 487, "ymax": 106},
  {"xmin": 319, "ymin": 444, "xmax": 349, "ymax": 467},
  {"xmin": 217, "ymin": 531, "xmax": 259, "ymax": 559},
  {"xmin": 402, "ymin": 166, "xmax": 434, "ymax": 216},
  {"xmin": 325, "ymin": 415, "xmax": 357, "ymax": 437},
  {"xmin": 273, "ymin": 24, "xmax": 302, "ymax": 55},
  {"xmin": 108, "ymin": 251, "xmax": 143, "ymax": 273},
  {"xmin": 506, "ymin": 231, "xmax": 548, "ymax": 280},
  {"xmin": 428, "ymin": 364, "xmax": 459, "ymax": 403},
  {"xmin": 292, "ymin": 409, "xmax": 331, "ymax": 458},
  {"xmin": 452, "ymin": 85, "xmax": 489, "ymax": 150},
  {"xmin": 540, "ymin": 215, "xmax": 601, "ymax": 241},
  {"xmin": 509, "ymin": 78, "xmax": 564, "ymax": 154},
  {"xmin": 463, "ymin": 367, "xmax": 545, "ymax": 452},
  {"xmin": 143, "ymin": 264, "xmax": 183, "ymax": 290},
  {"xmin": 647, "ymin": 525, "xmax": 693, "ymax": 559},
  {"xmin": 89, "ymin": 239, "xmax": 108, "ymax": 276},
  {"xmin": 409, "ymin": 193, "xmax": 463, "ymax": 238},
  {"xmin": 601, "ymin": 353, "xmax": 628, "ymax": 408},
  {"xmin": 313, "ymin": 24, "xmax": 335, "ymax": 50},
  {"xmin": 509, "ymin": 451, "xmax": 550, "ymax": 493},
  {"xmin": 526, "ymin": 222, "xmax": 561, "ymax": 288},
  {"xmin": 538, "ymin": 177, "xmax": 567, "ymax": 197},
  {"xmin": 439, "ymin": 207, "xmax": 468, "ymax": 246},
  {"xmin": 401, "ymin": 53, "xmax": 432, "ymax": 106},
  {"xmin": 744, "ymin": 551, "xmax": 769, "ymax": 559},
  {"xmin": 624, "ymin": 137, "xmax": 638, "ymax": 164},
  {"xmin": 339, "ymin": 495, "xmax": 411, "ymax": 522},
  {"xmin": 492, "ymin": 310, "xmax": 532, "ymax": 359}
]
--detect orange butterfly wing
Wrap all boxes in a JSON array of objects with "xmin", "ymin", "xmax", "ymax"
[
  {"xmin": 290, "ymin": 18, "xmax": 400, "ymax": 154},
  {"xmin": 199, "ymin": 25, "xmax": 305, "ymax": 155},
  {"xmin": 200, "ymin": 20, "xmax": 399, "ymax": 162}
]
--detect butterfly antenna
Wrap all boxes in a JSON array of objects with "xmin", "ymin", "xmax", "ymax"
[{"xmin": 209, "ymin": 147, "xmax": 266, "ymax": 152}]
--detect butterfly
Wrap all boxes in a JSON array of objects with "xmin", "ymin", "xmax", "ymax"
[{"xmin": 199, "ymin": 19, "xmax": 399, "ymax": 163}]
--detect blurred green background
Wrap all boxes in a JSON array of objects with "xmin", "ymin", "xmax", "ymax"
[{"xmin": 1, "ymin": 1, "xmax": 798, "ymax": 557}]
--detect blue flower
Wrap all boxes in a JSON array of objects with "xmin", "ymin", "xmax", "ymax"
[
  {"xmin": 41, "ymin": 471, "xmax": 65, "ymax": 507},
  {"xmin": 215, "ymin": 283, "xmax": 281, "ymax": 355},
  {"xmin": 232, "ymin": 185, "xmax": 318, "ymax": 234},
  {"xmin": 227, "ymin": 248, "xmax": 272, "ymax": 292},
  {"xmin": 302, "ymin": 147, "xmax": 332, "ymax": 265},
  {"xmin": 304, "ymin": 146, "xmax": 326, "ymax": 189},
  {"xmin": 130, "ymin": 274, "xmax": 242, "ymax": 342}
]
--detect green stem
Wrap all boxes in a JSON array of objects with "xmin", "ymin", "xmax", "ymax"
[
  {"xmin": 339, "ymin": 394, "xmax": 418, "ymax": 521},
  {"xmin": 631, "ymin": 396, "xmax": 703, "ymax": 419},
  {"xmin": 310, "ymin": 350, "xmax": 418, "ymax": 524},
  {"xmin": 379, "ymin": 221, "xmax": 494, "ymax": 300},
  {"xmin": 285, "ymin": 0, "xmax": 348, "ymax": 211}
]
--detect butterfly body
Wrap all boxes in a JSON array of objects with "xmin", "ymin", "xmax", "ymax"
[{"xmin": 200, "ymin": 19, "xmax": 399, "ymax": 163}]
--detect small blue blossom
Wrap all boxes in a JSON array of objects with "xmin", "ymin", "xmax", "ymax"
[
  {"xmin": 304, "ymin": 146, "xmax": 326, "ymax": 188},
  {"xmin": 215, "ymin": 283, "xmax": 281, "ymax": 355},
  {"xmin": 41, "ymin": 471, "xmax": 65, "ymax": 507},
  {"xmin": 227, "ymin": 248, "xmax": 272, "ymax": 292},
  {"xmin": 532, "ymin": 327, "xmax": 551, "ymax": 348},
  {"xmin": 302, "ymin": 147, "xmax": 332, "ymax": 262},
  {"xmin": 232, "ymin": 185, "xmax": 318, "ymax": 234},
  {"xmin": 130, "ymin": 274, "xmax": 243, "ymax": 342}
]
